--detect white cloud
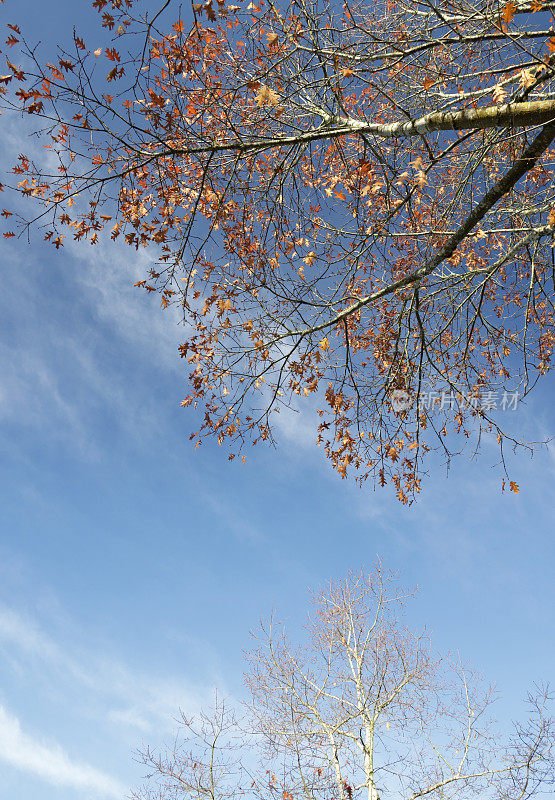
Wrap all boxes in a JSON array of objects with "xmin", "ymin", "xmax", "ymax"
[
  {"xmin": 0, "ymin": 111, "xmax": 184, "ymax": 364},
  {"xmin": 0, "ymin": 604, "xmax": 210, "ymax": 734},
  {"xmin": 271, "ymin": 401, "xmax": 319, "ymax": 450},
  {"xmin": 0, "ymin": 705, "xmax": 126, "ymax": 798},
  {"xmin": 107, "ymin": 707, "xmax": 150, "ymax": 732},
  {"xmin": 0, "ymin": 237, "xmax": 188, "ymax": 464},
  {"xmin": 0, "ymin": 111, "xmax": 188, "ymax": 460}
]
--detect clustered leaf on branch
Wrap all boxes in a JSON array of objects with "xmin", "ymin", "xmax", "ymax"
[{"xmin": 2, "ymin": 0, "xmax": 555, "ymax": 501}]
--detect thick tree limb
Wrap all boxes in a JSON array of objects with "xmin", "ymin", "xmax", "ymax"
[{"xmin": 178, "ymin": 100, "xmax": 555, "ymax": 157}]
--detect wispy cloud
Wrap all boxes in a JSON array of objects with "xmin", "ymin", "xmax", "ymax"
[
  {"xmin": 0, "ymin": 112, "xmax": 189, "ymax": 460},
  {"xmin": 0, "ymin": 111, "xmax": 183, "ymax": 361},
  {"xmin": 0, "ymin": 705, "xmax": 125, "ymax": 798},
  {"xmin": 0, "ymin": 604, "xmax": 211, "ymax": 734}
]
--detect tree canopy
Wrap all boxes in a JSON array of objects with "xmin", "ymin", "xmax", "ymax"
[
  {"xmin": 132, "ymin": 568, "xmax": 555, "ymax": 800},
  {"xmin": 2, "ymin": 0, "xmax": 555, "ymax": 500}
]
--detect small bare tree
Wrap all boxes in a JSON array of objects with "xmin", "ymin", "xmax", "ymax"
[{"xmin": 131, "ymin": 567, "xmax": 554, "ymax": 800}]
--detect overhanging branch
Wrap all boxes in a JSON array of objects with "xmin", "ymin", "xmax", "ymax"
[
  {"xmin": 172, "ymin": 100, "xmax": 555, "ymax": 158},
  {"xmin": 275, "ymin": 119, "xmax": 555, "ymax": 340}
]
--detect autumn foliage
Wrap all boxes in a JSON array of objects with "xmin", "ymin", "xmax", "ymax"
[{"xmin": 2, "ymin": 0, "xmax": 555, "ymax": 500}]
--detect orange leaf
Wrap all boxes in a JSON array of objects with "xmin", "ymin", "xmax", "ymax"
[
  {"xmin": 492, "ymin": 83, "xmax": 507, "ymax": 104},
  {"xmin": 501, "ymin": 1, "xmax": 516, "ymax": 24},
  {"xmin": 255, "ymin": 85, "xmax": 280, "ymax": 106},
  {"xmin": 303, "ymin": 251, "xmax": 316, "ymax": 265}
]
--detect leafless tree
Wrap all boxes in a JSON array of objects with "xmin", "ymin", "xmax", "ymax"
[{"xmin": 131, "ymin": 568, "xmax": 554, "ymax": 800}]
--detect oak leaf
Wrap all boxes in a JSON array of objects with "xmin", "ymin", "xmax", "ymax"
[
  {"xmin": 303, "ymin": 251, "xmax": 316, "ymax": 265},
  {"xmin": 255, "ymin": 85, "xmax": 280, "ymax": 106},
  {"xmin": 492, "ymin": 83, "xmax": 507, "ymax": 103},
  {"xmin": 519, "ymin": 69, "xmax": 535, "ymax": 89},
  {"xmin": 501, "ymin": 1, "xmax": 516, "ymax": 23}
]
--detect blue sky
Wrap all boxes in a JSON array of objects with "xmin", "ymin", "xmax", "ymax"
[{"xmin": 0, "ymin": 2, "xmax": 554, "ymax": 798}]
